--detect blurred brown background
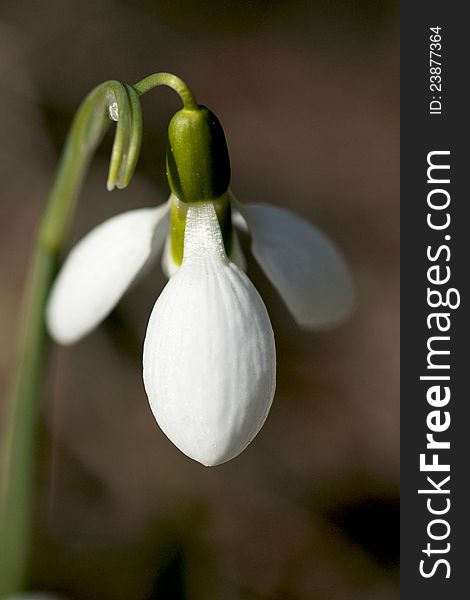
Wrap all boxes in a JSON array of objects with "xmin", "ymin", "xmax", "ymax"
[{"xmin": 0, "ymin": 1, "xmax": 399, "ymax": 598}]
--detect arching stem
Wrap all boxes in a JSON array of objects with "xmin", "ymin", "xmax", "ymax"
[
  {"xmin": 0, "ymin": 79, "xmax": 138, "ymax": 596},
  {"xmin": 133, "ymin": 72, "xmax": 198, "ymax": 109}
]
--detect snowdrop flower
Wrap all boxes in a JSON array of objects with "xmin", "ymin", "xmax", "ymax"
[{"xmin": 46, "ymin": 92, "xmax": 355, "ymax": 466}]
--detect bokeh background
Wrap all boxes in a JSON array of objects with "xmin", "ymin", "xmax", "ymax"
[{"xmin": 0, "ymin": 1, "xmax": 399, "ymax": 598}]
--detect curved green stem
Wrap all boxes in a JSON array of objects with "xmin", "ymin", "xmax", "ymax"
[
  {"xmin": 133, "ymin": 72, "xmax": 198, "ymax": 109},
  {"xmin": 0, "ymin": 79, "xmax": 139, "ymax": 597}
]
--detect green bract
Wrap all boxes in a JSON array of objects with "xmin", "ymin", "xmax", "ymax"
[{"xmin": 166, "ymin": 106, "xmax": 231, "ymax": 203}]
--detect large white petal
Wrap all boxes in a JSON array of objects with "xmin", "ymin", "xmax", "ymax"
[
  {"xmin": 47, "ymin": 203, "xmax": 169, "ymax": 345},
  {"xmin": 144, "ymin": 201, "xmax": 276, "ymax": 466},
  {"xmin": 234, "ymin": 198, "xmax": 355, "ymax": 330}
]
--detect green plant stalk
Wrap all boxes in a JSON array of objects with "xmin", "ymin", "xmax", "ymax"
[
  {"xmin": 133, "ymin": 72, "xmax": 198, "ymax": 108},
  {"xmin": 0, "ymin": 100, "xmax": 108, "ymax": 597},
  {"xmin": 0, "ymin": 248, "xmax": 56, "ymax": 596},
  {"xmin": 0, "ymin": 73, "xmax": 196, "ymax": 596},
  {"xmin": 0, "ymin": 82, "xmax": 116, "ymax": 587},
  {"xmin": 0, "ymin": 81, "xmax": 124, "ymax": 596}
]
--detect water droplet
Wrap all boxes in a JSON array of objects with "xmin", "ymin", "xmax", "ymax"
[{"xmin": 108, "ymin": 102, "xmax": 119, "ymax": 121}]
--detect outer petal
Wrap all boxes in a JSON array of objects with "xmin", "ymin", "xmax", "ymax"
[
  {"xmin": 234, "ymin": 198, "xmax": 355, "ymax": 330},
  {"xmin": 144, "ymin": 202, "xmax": 276, "ymax": 466},
  {"xmin": 47, "ymin": 203, "xmax": 169, "ymax": 345}
]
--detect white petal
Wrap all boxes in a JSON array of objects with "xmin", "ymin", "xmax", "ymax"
[
  {"xmin": 234, "ymin": 199, "xmax": 355, "ymax": 330},
  {"xmin": 47, "ymin": 203, "xmax": 169, "ymax": 345},
  {"xmin": 144, "ymin": 201, "xmax": 276, "ymax": 466}
]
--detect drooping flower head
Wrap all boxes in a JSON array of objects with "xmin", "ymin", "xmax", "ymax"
[{"xmin": 46, "ymin": 74, "xmax": 355, "ymax": 465}]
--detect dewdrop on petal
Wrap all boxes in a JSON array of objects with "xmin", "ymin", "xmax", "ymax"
[{"xmin": 143, "ymin": 202, "xmax": 276, "ymax": 466}]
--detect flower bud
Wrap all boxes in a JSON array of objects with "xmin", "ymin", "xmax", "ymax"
[{"xmin": 166, "ymin": 106, "xmax": 231, "ymax": 202}]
